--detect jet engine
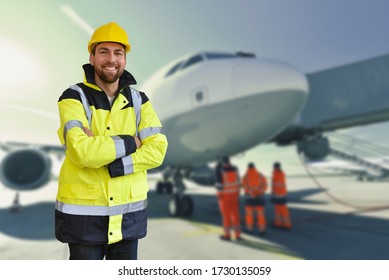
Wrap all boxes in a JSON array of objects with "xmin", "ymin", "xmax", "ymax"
[
  {"xmin": 0, "ymin": 149, "xmax": 52, "ymax": 191},
  {"xmin": 297, "ymin": 136, "xmax": 330, "ymax": 160}
]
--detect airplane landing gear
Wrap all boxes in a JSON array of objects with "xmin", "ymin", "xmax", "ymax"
[
  {"xmin": 155, "ymin": 168, "xmax": 194, "ymax": 217},
  {"xmin": 168, "ymin": 168, "xmax": 194, "ymax": 217},
  {"xmin": 169, "ymin": 194, "xmax": 194, "ymax": 217},
  {"xmin": 156, "ymin": 168, "xmax": 173, "ymax": 194},
  {"xmin": 156, "ymin": 181, "xmax": 173, "ymax": 194},
  {"xmin": 9, "ymin": 192, "xmax": 21, "ymax": 213}
]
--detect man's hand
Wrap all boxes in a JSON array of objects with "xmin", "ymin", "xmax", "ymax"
[
  {"xmin": 83, "ymin": 127, "xmax": 94, "ymax": 137},
  {"xmin": 134, "ymin": 136, "xmax": 142, "ymax": 148}
]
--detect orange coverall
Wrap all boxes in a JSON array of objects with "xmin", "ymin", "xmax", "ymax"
[
  {"xmin": 271, "ymin": 169, "xmax": 292, "ymax": 229},
  {"xmin": 242, "ymin": 167, "xmax": 267, "ymax": 233},
  {"xmin": 216, "ymin": 163, "xmax": 241, "ymax": 239}
]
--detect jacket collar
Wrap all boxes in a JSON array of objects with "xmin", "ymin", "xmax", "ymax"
[{"xmin": 82, "ymin": 63, "xmax": 137, "ymax": 91}]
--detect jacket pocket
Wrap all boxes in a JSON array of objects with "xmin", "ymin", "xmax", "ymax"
[
  {"xmin": 60, "ymin": 184, "xmax": 100, "ymax": 200},
  {"xmin": 130, "ymin": 182, "xmax": 149, "ymax": 198}
]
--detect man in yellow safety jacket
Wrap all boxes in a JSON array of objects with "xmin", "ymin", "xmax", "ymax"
[{"xmin": 55, "ymin": 22, "xmax": 168, "ymax": 260}]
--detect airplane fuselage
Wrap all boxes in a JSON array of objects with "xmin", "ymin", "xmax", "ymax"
[{"xmin": 141, "ymin": 52, "xmax": 309, "ymax": 166}]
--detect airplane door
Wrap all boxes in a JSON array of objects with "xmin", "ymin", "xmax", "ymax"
[{"xmin": 190, "ymin": 87, "xmax": 209, "ymax": 108}]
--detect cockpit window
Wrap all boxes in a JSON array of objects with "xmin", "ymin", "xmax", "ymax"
[
  {"xmin": 164, "ymin": 51, "xmax": 255, "ymax": 78},
  {"xmin": 204, "ymin": 52, "xmax": 237, "ymax": 59},
  {"xmin": 164, "ymin": 54, "xmax": 203, "ymax": 78},
  {"xmin": 165, "ymin": 60, "xmax": 184, "ymax": 78},
  {"xmin": 180, "ymin": 54, "xmax": 203, "ymax": 70}
]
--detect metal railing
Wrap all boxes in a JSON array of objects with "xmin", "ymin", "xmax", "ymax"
[{"xmin": 326, "ymin": 132, "xmax": 389, "ymax": 176}]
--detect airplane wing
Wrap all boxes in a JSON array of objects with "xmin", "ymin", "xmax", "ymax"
[{"xmin": 0, "ymin": 141, "xmax": 63, "ymax": 154}]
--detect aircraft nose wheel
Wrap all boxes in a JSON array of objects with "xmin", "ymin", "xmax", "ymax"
[
  {"xmin": 156, "ymin": 181, "xmax": 173, "ymax": 194},
  {"xmin": 168, "ymin": 194, "xmax": 194, "ymax": 217}
]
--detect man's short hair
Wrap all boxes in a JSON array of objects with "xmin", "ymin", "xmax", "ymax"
[{"xmin": 90, "ymin": 42, "xmax": 127, "ymax": 55}]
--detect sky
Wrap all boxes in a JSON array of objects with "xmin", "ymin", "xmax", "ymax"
[{"xmin": 1, "ymin": 0, "xmax": 389, "ymax": 174}]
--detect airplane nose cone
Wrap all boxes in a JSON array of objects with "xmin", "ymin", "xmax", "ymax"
[
  {"xmin": 232, "ymin": 58, "xmax": 309, "ymax": 142},
  {"xmin": 233, "ymin": 58, "xmax": 309, "ymax": 99}
]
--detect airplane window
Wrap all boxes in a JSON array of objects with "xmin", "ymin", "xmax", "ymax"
[
  {"xmin": 195, "ymin": 91, "xmax": 204, "ymax": 102},
  {"xmin": 165, "ymin": 60, "xmax": 184, "ymax": 78},
  {"xmin": 181, "ymin": 54, "xmax": 203, "ymax": 70}
]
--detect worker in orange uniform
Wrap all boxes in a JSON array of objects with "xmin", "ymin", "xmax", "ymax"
[
  {"xmin": 271, "ymin": 162, "xmax": 292, "ymax": 230},
  {"xmin": 242, "ymin": 162, "xmax": 267, "ymax": 235},
  {"xmin": 215, "ymin": 157, "xmax": 242, "ymax": 241}
]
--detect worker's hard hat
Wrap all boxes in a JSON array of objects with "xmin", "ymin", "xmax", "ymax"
[{"xmin": 88, "ymin": 22, "xmax": 131, "ymax": 53}]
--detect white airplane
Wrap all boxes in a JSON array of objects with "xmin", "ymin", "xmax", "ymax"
[
  {"xmin": 141, "ymin": 51, "xmax": 308, "ymax": 167},
  {"xmin": 1, "ymin": 50, "xmax": 389, "ymax": 217},
  {"xmin": 139, "ymin": 51, "xmax": 308, "ymax": 215}
]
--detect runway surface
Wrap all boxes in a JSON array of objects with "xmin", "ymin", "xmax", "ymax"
[{"xmin": 1, "ymin": 172, "xmax": 389, "ymax": 260}]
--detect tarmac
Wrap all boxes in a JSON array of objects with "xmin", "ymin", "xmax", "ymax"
[{"xmin": 1, "ymin": 170, "xmax": 389, "ymax": 260}]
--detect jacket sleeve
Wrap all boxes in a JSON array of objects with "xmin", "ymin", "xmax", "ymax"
[
  {"xmin": 108, "ymin": 98, "xmax": 168, "ymax": 177},
  {"xmin": 57, "ymin": 90, "xmax": 137, "ymax": 169}
]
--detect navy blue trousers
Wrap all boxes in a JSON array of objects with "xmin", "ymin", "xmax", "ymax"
[{"xmin": 68, "ymin": 239, "xmax": 138, "ymax": 260}]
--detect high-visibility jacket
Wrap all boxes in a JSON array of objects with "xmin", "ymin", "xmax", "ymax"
[
  {"xmin": 242, "ymin": 167, "xmax": 267, "ymax": 197},
  {"xmin": 215, "ymin": 164, "xmax": 240, "ymax": 195},
  {"xmin": 271, "ymin": 169, "xmax": 287, "ymax": 202},
  {"xmin": 215, "ymin": 163, "xmax": 241, "ymax": 238},
  {"xmin": 55, "ymin": 64, "xmax": 168, "ymax": 245}
]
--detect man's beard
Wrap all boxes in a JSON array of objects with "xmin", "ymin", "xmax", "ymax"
[{"xmin": 95, "ymin": 65, "xmax": 124, "ymax": 84}]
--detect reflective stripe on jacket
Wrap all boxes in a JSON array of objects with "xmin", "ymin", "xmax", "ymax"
[
  {"xmin": 271, "ymin": 169, "xmax": 287, "ymax": 198},
  {"xmin": 242, "ymin": 167, "xmax": 267, "ymax": 197},
  {"xmin": 55, "ymin": 64, "xmax": 168, "ymax": 244},
  {"xmin": 215, "ymin": 164, "xmax": 240, "ymax": 194}
]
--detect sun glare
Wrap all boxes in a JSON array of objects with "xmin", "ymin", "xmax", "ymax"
[{"xmin": 0, "ymin": 38, "xmax": 47, "ymax": 92}]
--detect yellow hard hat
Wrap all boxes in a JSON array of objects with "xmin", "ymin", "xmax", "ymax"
[{"xmin": 88, "ymin": 22, "xmax": 131, "ymax": 53}]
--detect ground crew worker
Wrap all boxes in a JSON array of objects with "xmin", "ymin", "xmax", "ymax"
[
  {"xmin": 215, "ymin": 157, "xmax": 242, "ymax": 241},
  {"xmin": 242, "ymin": 162, "xmax": 267, "ymax": 235},
  {"xmin": 55, "ymin": 22, "xmax": 168, "ymax": 260},
  {"xmin": 271, "ymin": 162, "xmax": 292, "ymax": 230}
]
